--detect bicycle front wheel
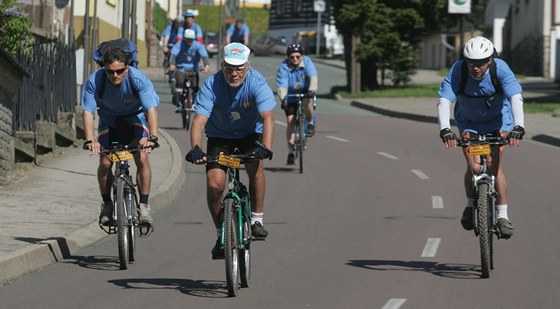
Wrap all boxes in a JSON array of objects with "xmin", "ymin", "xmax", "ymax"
[
  {"xmin": 224, "ymin": 198, "xmax": 240, "ymax": 297},
  {"xmin": 116, "ymin": 178, "xmax": 129, "ymax": 270},
  {"xmin": 239, "ymin": 197, "xmax": 251, "ymax": 288},
  {"xmin": 297, "ymin": 115, "xmax": 304, "ymax": 174},
  {"xmin": 477, "ymin": 183, "xmax": 492, "ymax": 278},
  {"xmin": 127, "ymin": 189, "xmax": 137, "ymax": 263},
  {"xmin": 185, "ymin": 91, "xmax": 193, "ymax": 131}
]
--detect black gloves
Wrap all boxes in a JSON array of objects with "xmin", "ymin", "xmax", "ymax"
[
  {"xmin": 439, "ymin": 128, "xmax": 457, "ymax": 143},
  {"xmin": 185, "ymin": 145, "xmax": 206, "ymax": 163},
  {"xmin": 508, "ymin": 125, "xmax": 525, "ymax": 140}
]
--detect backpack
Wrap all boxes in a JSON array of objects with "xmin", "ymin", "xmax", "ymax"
[
  {"xmin": 92, "ymin": 38, "xmax": 140, "ymax": 99},
  {"xmin": 458, "ymin": 48, "xmax": 504, "ymax": 98}
]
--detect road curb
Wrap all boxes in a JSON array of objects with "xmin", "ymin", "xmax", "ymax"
[{"xmin": 0, "ymin": 128, "xmax": 186, "ymax": 285}]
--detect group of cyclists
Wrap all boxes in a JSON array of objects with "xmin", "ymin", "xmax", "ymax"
[{"xmin": 82, "ymin": 26, "xmax": 523, "ymax": 261}]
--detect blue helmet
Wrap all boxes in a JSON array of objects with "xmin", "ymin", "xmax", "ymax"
[{"xmin": 183, "ymin": 12, "xmax": 195, "ymax": 18}]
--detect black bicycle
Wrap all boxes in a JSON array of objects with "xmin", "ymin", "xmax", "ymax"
[
  {"xmin": 187, "ymin": 141, "xmax": 272, "ymax": 297},
  {"xmin": 88, "ymin": 143, "xmax": 158, "ymax": 269},
  {"xmin": 287, "ymin": 93, "xmax": 316, "ymax": 174},
  {"xmin": 177, "ymin": 70, "xmax": 198, "ymax": 131},
  {"xmin": 458, "ymin": 134, "xmax": 508, "ymax": 278}
]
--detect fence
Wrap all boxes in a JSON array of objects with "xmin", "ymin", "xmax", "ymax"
[{"xmin": 13, "ymin": 38, "xmax": 77, "ymax": 134}]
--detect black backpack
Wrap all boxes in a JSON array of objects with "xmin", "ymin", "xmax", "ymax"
[
  {"xmin": 458, "ymin": 48, "xmax": 503, "ymax": 98},
  {"xmin": 92, "ymin": 38, "xmax": 140, "ymax": 99}
]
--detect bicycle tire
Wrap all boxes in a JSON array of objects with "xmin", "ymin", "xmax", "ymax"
[
  {"xmin": 477, "ymin": 183, "xmax": 491, "ymax": 278},
  {"xmin": 185, "ymin": 90, "xmax": 192, "ymax": 131},
  {"xmin": 116, "ymin": 178, "xmax": 129, "ymax": 270},
  {"xmin": 297, "ymin": 113, "xmax": 304, "ymax": 174},
  {"xmin": 127, "ymin": 188, "xmax": 136, "ymax": 263},
  {"xmin": 224, "ymin": 198, "xmax": 240, "ymax": 297},
  {"xmin": 239, "ymin": 197, "xmax": 251, "ymax": 288}
]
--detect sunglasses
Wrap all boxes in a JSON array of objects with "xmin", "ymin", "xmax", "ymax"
[
  {"xmin": 289, "ymin": 55, "xmax": 301, "ymax": 60},
  {"xmin": 105, "ymin": 67, "xmax": 127, "ymax": 75},
  {"xmin": 222, "ymin": 65, "xmax": 247, "ymax": 73},
  {"xmin": 466, "ymin": 58, "xmax": 490, "ymax": 67}
]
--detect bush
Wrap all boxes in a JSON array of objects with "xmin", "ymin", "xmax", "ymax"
[{"xmin": 0, "ymin": 0, "xmax": 34, "ymax": 57}]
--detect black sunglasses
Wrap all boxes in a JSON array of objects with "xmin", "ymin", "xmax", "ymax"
[
  {"xmin": 105, "ymin": 67, "xmax": 127, "ymax": 75},
  {"xmin": 466, "ymin": 58, "xmax": 490, "ymax": 67}
]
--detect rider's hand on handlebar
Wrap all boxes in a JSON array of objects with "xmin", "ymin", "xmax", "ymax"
[
  {"xmin": 280, "ymin": 98, "xmax": 288, "ymax": 110},
  {"xmin": 507, "ymin": 125, "xmax": 524, "ymax": 147},
  {"xmin": 83, "ymin": 140, "xmax": 102, "ymax": 155},
  {"xmin": 306, "ymin": 90, "xmax": 316, "ymax": 97},
  {"xmin": 439, "ymin": 128, "xmax": 457, "ymax": 148},
  {"xmin": 185, "ymin": 145, "xmax": 207, "ymax": 164},
  {"xmin": 253, "ymin": 145, "xmax": 272, "ymax": 160}
]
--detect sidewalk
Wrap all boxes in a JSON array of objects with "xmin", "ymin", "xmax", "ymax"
[{"xmin": 0, "ymin": 127, "xmax": 185, "ymax": 284}]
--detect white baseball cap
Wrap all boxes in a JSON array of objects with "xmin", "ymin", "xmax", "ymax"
[
  {"xmin": 223, "ymin": 43, "xmax": 251, "ymax": 66},
  {"xmin": 184, "ymin": 29, "xmax": 196, "ymax": 40}
]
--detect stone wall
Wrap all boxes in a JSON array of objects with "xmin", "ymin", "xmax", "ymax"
[{"xmin": 0, "ymin": 93, "xmax": 14, "ymax": 174}]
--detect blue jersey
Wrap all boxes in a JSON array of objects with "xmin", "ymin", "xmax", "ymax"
[
  {"xmin": 177, "ymin": 23, "xmax": 204, "ymax": 41},
  {"xmin": 276, "ymin": 56, "xmax": 317, "ymax": 103},
  {"xmin": 171, "ymin": 40, "xmax": 208, "ymax": 72},
  {"xmin": 194, "ymin": 68, "xmax": 276, "ymax": 139},
  {"xmin": 438, "ymin": 58, "xmax": 522, "ymax": 133},
  {"xmin": 226, "ymin": 23, "xmax": 250, "ymax": 44},
  {"xmin": 81, "ymin": 67, "xmax": 160, "ymax": 127},
  {"xmin": 162, "ymin": 24, "xmax": 181, "ymax": 47}
]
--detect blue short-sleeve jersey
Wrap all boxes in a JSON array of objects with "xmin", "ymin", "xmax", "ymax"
[
  {"xmin": 194, "ymin": 68, "xmax": 276, "ymax": 139},
  {"xmin": 438, "ymin": 58, "xmax": 522, "ymax": 133},
  {"xmin": 226, "ymin": 23, "xmax": 250, "ymax": 43},
  {"xmin": 276, "ymin": 56, "xmax": 317, "ymax": 103},
  {"xmin": 81, "ymin": 67, "xmax": 160, "ymax": 127},
  {"xmin": 177, "ymin": 23, "xmax": 204, "ymax": 40},
  {"xmin": 171, "ymin": 40, "xmax": 208, "ymax": 72}
]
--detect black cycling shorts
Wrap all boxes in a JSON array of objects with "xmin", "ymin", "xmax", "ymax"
[{"xmin": 206, "ymin": 133, "xmax": 262, "ymax": 172}]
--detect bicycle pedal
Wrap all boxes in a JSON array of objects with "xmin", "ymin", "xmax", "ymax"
[
  {"xmin": 251, "ymin": 235, "xmax": 266, "ymax": 241},
  {"xmin": 99, "ymin": 224, "xmax": 117, "ymax": 234},
  {"xmin": 138, "ymin": 224, "xmax": 154, "ymax": 237}
]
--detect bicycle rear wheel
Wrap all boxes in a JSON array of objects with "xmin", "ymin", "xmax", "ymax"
[
  {"xmin": 116, "ymin": 178, "xmax": 129, "ymax": 270},
  {"xmin": 297, "ymin": 114, "xmax": 304, "ymax": 174},
  {"xmin": 477, "ymin": 183, "xmax": 492, "ymax": 278},
  {"xmin": 224, "ymin": 198, "xmax": 240, "ymax": 296}
]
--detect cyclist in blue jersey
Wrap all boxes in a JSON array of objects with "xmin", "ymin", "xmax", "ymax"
[
  {"xmin": 177, "ymin": 11, "xmax": 204, "ymax": 44},
  {"xmin": 82, "ymin": 47, "xmax": 160, "ymax": 226},
  {"xmin": 169, "ymin": 29, "xmax": 210, "ymax": 112},
  {"xmin": 276, "ymin": 43, "xmax": 318, "ymax": 165},
  {"xmin": 226, "ymin": 19, "xmax": 250, "ymax": 45},
  {"xmin": 162, "ymin": 15, "xmax": 184, "ymax": 55},
  {"xmin": 186, "ymin": 43, "xmax": 276, "ymax": 259},
  {"xmin": 437, "ymin": 36, "xmax": 525, "ymax": 239}
]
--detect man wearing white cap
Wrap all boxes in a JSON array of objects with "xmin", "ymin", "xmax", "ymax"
[{"xmin": 186, "ymin": 43, "xmax": 276, "ymax": 259}]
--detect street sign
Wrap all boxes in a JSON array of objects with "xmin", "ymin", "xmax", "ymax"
[
  {"xmin": 314, "ymin": 0, "xmax": 326, "ymax": 13},
  {"xmin": 448, "ymin": 0, "xmax": 471, "ymax": 14}
]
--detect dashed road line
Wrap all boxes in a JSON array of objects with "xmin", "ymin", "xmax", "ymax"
[
  {"xmin": 326, "ymin": 135, "xmax": 349, "ymax": 143},
  {"xmin": 421, "ymin": 238, "xmax": 441, "ymax": 257},
  {"xmin": 432, "ymin": 195, "xmax": 444, "ymax": 209},
  {"xmin": 377, "ymin": 152, "xmax": 399, "ymax": 160},
  {"xmin": 411, "ymin": 169, "xmax": 429, "ymax": 179},
  {"xmin": 275, "ymin": 120, "xmax": 287, "ymax": 126},
  {"xmin": 381, "ymin": 298, "xmax": 407, "ymax": 309}
]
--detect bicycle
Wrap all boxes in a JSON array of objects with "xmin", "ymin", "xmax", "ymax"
[
  {"xmin": 87, "ymin": 142, "xmax": 158, "ymax": 270},
  {"xmin": 175, "ymin": 70, "xmax": 199, "ymax": 131},
  {"xmin": 187, "ymin": 141, "xmax": 272, "ymax": 297},
  {"xmin": 287, "ymin": 93, "xmax": 316, "ymax": 174},
  {"xmin": 458, "ymin": 134, "xmax": 508, "ymax": 278}
]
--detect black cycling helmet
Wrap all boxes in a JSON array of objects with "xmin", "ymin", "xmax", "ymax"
[{"xmin": 286, "ymin": 43, "xmax": 304, "ymax": 57}]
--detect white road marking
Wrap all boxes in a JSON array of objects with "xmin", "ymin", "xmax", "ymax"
[
  {"xmin": 326, "ymin": 135, "xmax": 349, "ymax": 143},
  {"xmin": 377, "ymin": 152, "xmax": 399, "ymax": 160},
  {"xmin": 432, "ymin": 195, "xmax": 444, "ymax": 209},
  {"xmin": 421, "ymin": 238, "xmax": 441, "ymax": 257},
  {"xmin": 381, "ymin": 298, "xmax": 407, "ymax": 309},
  {"xmin": 411, "ymin": 169, "xmax": 429, "ymax": 179},
  {"xmin": 275, "ymin": 120, "xmax": 287, "ymax": 127}
]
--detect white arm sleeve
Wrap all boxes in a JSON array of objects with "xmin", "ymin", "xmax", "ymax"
[
  {"xmin": 510, "ymin": 93, "xmax": 524, "ymax": 128},
  {"xmin": 437, "ymin": 97, "xmax": 452, "ymax": 130}
]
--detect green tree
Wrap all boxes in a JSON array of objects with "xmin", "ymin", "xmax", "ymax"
[
  {"xmin": 0, "ymin": 0, "xmax": 34, "ymax": 57},
  {"xmin": 332, "ymin": 0, "xmax": 449, "ymax": 91}
]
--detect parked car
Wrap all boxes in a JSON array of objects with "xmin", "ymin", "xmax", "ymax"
[
  {"xmin": 205, "ymin": 32, "xmax": 218, "ymax": 58},
  {"xmin": 249, "ymin": 36, "xmax": 287, "ymax": 56}
]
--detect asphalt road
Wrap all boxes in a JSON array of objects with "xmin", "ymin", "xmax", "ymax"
[{"xmin": 1, "ymin": 57, "xmax": 560, "ymax": 309}]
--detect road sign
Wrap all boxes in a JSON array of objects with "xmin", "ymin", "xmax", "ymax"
[{"xmin": 314, "ymin": 0, "xmax": 326, "ymax": 13}]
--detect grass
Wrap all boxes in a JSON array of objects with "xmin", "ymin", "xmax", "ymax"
[{"xmin": 336, "ymin": 83, "xmax": 560, "ymax": 114}]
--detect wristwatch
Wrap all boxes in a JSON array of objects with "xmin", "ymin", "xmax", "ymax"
[{"xmin": 148, "ymin": 135, "xmax": 158, "ymax": 142}]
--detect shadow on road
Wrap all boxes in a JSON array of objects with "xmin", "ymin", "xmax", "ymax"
[
  {"xmin": 346, "ymin": 259, "xmax": 483, "ymax": 279},
  {"xmin": 107, "ymin": 278, "xmax": 230, "ymax": 298}
]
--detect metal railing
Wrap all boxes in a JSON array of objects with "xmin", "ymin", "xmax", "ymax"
[{"xmin": 12, "ymin": 38, "xmax": 77, "ymax": 133}]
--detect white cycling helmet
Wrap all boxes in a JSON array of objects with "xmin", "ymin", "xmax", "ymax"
[
  {"xmin": 463, "ymin": 36, "xmax": 494, "ymax": 60},
  {"xmin": 184, "ymin": 29, "xmax": 196, "ymax": 40},
  {"xmin": 174, "ymin": 15, "xmax": 185, "ymax": 24}
]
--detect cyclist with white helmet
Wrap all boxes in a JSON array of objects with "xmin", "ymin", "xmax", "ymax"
[
  {"xmin": 276, "ymin": 43, "xmax": 318, "ymax": 165},
  {"xmin": 162, "ymin": 15, "xmax": 184, "ymax": 53},
  {"xmin": 437, "ymin": 36, "xmax": 525, "ymax": 238}
]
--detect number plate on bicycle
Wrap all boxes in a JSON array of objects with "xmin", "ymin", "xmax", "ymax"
[
  {"xmin": 111, "ymin": 150, "xmax": 134, "ymax": 162},
  {"xmin": 217, "ymin": 154, "xmax": 241, "ymax": 168},
  {"xmin": 467, "ymin": 144, "xmax": 491, "ymax": 156}
]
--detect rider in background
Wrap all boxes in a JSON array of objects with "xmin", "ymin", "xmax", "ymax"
[
  {"xmin": 169, "ymin": 29, "xmax": 210, "ymax": 113},
  {"xmin": 275, "ymin": 43, "xmax": 318, "ymax": 165},
  {"xmin": 186, "ymin": 43, "xmax": 275, "ymax": 259},
  {"xmin": 437, "ymin": 36, "xmax": 525, "ymax": 239},
  {"xmin": 226, "ymin": 19, "xmax": 250, "ymax": 45},
  {"xmin": 161, "ymin": 15, "xmax": 184, "ymax": 64},
  {"xmin": 81, "ymin": 47, "xmax": 160, "ymax": 226},
  {"xmin": 178, "ymin": 11, "xmax": 204, "ymax": 44}
]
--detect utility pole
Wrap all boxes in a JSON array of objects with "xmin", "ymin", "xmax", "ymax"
[
  {"xmin": 122, "ymin": 0, "xmax": 130, "ymax": 39},
  {"xmin": 83, "ymin": 0, "xmax": 91, "ymax": 83}
]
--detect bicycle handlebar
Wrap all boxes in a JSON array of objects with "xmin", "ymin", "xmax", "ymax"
[
  {"xmin": 186, "ymin": 141, "xmax": 273, "ymax": 164},
  {"xmin": 457, "ymin": 136, "xmax": 508, "ymax": 147}
]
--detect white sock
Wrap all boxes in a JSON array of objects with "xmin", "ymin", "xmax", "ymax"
[
  {"xmin": 497, "ymin": 204, "xmax": 508, "ymax": 219},
  {"xmin": 466, "ymin": 198, "xmax": 474, "ymax": 208},
  {"xmin": 251, "ymin": 212, "xmax": 263, "ymax": 225}
]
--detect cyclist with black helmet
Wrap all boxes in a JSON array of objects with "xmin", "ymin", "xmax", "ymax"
[
  {"xmin": 437, "ymin": 36, "xmax": 525, "ymax": 239},
  {"xmin": 276, "ymin": 43, "xmax": 318, "ymax": 165}
]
